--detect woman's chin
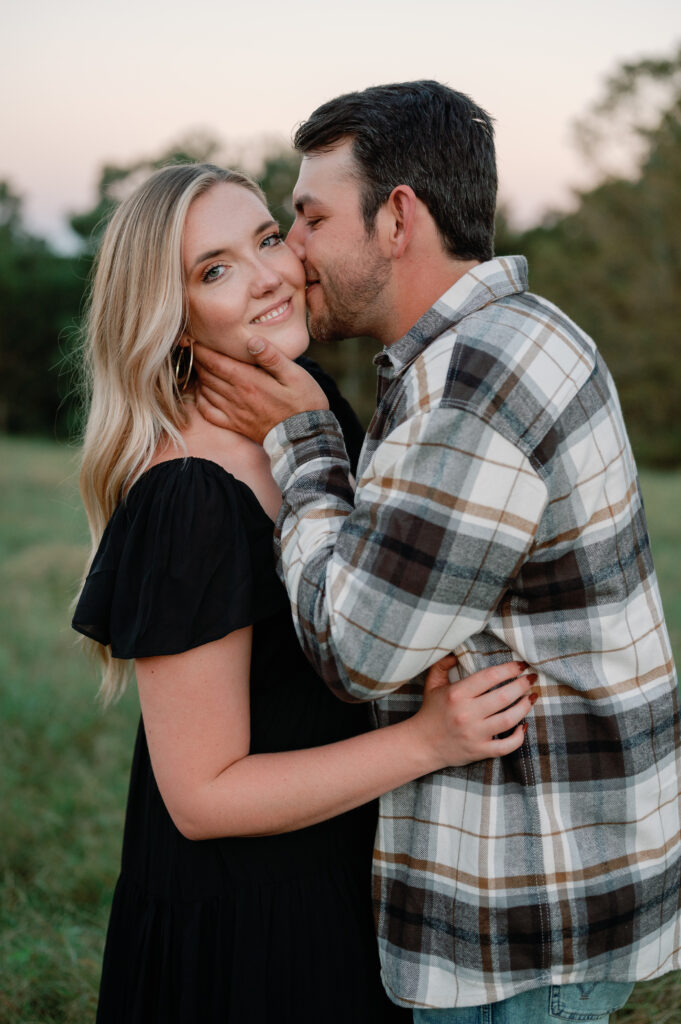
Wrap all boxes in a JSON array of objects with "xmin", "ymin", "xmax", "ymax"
[{"xmin": 270, "ymin": 327, "xmax": 310, "ymax": 360}]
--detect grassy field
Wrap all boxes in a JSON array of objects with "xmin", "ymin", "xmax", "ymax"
[{"xmin": 1, "ymin": 435, "xmax": 680, "ymax": 1023}]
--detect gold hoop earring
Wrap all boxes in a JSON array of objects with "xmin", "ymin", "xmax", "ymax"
[{"xmin": 174, "ymin": 342, "xmax": 194, "ymax": 393}]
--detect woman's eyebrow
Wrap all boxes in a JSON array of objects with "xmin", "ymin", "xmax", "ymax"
[
  {"xmin": 190, "ymin": 221, "xmax": 279, "ymax": 271},
  {"xmin": 254, "ymin": 219, "xmax": 278, "ymax": 235},
  {"xmin": 191, "ymin": 248, "xmax": 225, "ymax": 271}
]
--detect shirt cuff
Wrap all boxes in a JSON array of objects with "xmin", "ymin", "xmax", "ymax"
[{"xmin": 263, "ymin": 410, "xmax": 349, "ymax": 490}]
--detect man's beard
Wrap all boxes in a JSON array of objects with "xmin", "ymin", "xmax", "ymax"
[{"xmin": 306, "ymin": 244, "xmax": 391, "ymax": 343}]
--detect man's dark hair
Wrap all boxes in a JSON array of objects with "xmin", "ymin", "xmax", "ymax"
[{"xmin": 293, "ymin": 81, "xmax": 497, "ymax": 262}]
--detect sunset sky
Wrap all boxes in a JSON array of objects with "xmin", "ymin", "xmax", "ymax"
[{"xmin": 3, "ymin": 0, "xmax": 680, "ymax": 249}]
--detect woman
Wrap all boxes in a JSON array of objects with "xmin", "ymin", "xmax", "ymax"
[{"xmin": 72, "ymin": 163, "xmax": 535, "ymax": 1024}]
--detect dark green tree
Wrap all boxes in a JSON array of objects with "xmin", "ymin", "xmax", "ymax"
[
  {"xmin": 69, "ymin": 131, "xmax": 223, "ymax": 252},
  {"xmin": 519, "ymin": 45, "xmax": 681, "ymax": 466},
  {"xmin": 257, "ymin": 148, "xmax": 301, "ymax": 232},
  {"xmin": 0, "ymin": 182, "xmax": 87, "ymax": 435}
]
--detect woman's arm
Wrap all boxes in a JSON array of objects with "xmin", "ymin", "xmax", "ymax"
[{"xmin": 137, "ymin": 629, "xmax": 534, "ymax": 840}]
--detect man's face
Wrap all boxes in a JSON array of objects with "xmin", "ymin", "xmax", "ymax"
[{"xmin": 287, "ymin": 140, "xmax": 391, "ymax": 342}]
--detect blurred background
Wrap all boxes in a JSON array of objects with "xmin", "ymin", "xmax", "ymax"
[{"xmin": 1, "ymin": 2, "xmax": 680, "ymax": 1020}]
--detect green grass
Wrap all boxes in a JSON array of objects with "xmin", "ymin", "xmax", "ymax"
[
  {"xmin": 0, "ymin": 438, "xmax": 139, "ymax": 1023},
  {"xmin": 638, "ymin": 471, "xmax": 681, "ymax": 668},
  {"xmin": 0, "ymin": 436, "xmax": 679, "ymax": 1022}
]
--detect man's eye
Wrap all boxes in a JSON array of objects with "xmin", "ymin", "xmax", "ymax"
[
  {"xmin": 261, "ymin": 232, "xmax": 283, "ymax": 248},
  {"xmin": 306, "ymin": 218, "xmax": 321, "ymax": 229},
  {"xmin": 202, "ymin": 264, "xmax": 226, "ymax": 283}
]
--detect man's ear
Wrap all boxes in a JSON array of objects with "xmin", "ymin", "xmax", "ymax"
[{"xmin": 385, "ymin": 185, "xmax": 417, "ymax": 258}]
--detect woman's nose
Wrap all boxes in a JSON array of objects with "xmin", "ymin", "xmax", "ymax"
[{"xmin": 251, "ymin": 259, "xmax": 282, "ymax": 296}]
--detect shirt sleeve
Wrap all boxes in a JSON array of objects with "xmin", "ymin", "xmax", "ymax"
[
  {"xmin": 294, "ymin": 354, "xmax": 366, "ymax": 475},
  {"xmin": 264, "ymin": 404, "xmax": 548, "ymax": 701}
]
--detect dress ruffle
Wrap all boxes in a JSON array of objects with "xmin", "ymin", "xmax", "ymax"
[
  {"xmin": 73, "ymin": 459, "xmax": 288, "ymax": 659},
  {"xmin": 98, "ymin": 857, "xmax": 403, "ymax": 1024}
]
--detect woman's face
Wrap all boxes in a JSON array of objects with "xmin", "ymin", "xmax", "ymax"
[{"xmin": 183, "ymin": 182, "xmax": 309, "ymax": 361}]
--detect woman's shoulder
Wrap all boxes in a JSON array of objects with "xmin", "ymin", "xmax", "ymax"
[
  {"xmin": 72, "ymin": 457, "xmax": 284, "ymax": 659},
  {"xmin": 117, "ymin": 456, "xmax": 262, "ymax": 543},
  {"xmin": 128, "ymin": 453, "xmax": 249, "ymax": 502},
  {"xmin": 107, "ymin": 454, "xmax": 276, "ymax": 579}
]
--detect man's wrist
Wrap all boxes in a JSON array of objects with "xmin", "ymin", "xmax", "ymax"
[
  {"xmin": 263, "ymin": 409, "xmax": 343, "ymax": 454},
  {"xmin": 263, "ymin": 410, "xmax": 349, "ymax": 490}
]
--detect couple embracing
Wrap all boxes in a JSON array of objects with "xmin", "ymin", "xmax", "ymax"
[{"xmin": 73, "ymin": 81, "xmax": 681, "ymax": 1023}]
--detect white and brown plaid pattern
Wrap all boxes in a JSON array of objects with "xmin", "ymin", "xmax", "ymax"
[{"xmin": 264, "ymin": 256, "xmax": 681, "ymax": 1008}]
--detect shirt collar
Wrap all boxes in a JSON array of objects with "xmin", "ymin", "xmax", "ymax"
[{"xmin": 375, "ymin": 256, "xmax": 528, "ymax": 373}]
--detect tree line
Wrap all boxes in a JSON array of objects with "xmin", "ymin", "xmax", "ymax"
[{"xmin": 1, "ymin": 48, "xmax": 679, "ymax": 465}]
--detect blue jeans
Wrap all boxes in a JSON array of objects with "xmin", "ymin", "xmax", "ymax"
[{"xmin": 412, "ymin": 982, "xmax": 635, "ymax": 1024}]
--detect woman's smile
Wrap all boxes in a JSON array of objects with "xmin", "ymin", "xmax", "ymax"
[{"xmin": 251, "ymin": 297, "xmax": 293, "ymax": 325}]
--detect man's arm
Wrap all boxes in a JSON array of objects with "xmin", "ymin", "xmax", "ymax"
[
  {"xmin": 194, "ymin": 338, "xmax": 548, "ymax": 702},
  {"xmin": 264, "ymin": 402, "xmax": 548, "ymax": 701}
]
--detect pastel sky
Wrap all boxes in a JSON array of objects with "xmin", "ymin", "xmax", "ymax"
[{"xmin": 3, "ymin": 0, "xmax": 680, "ymax": 249}]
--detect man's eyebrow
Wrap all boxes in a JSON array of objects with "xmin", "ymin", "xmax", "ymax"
[
  {"xmin": 190, "ymin": 220, "xmax": 278, "ymax": 271},
  {"xmin": 293, "ymin": 193, "xmax": 320, "ymax": 213}
]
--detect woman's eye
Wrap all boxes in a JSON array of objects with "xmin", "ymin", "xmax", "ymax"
[
  {"xmin": 261, "ymin": 232, "xmax": 283, "ymax": 248},
  {"xmin": 202, "ymin": 264, "xmax": 226, "ymax": 283}
]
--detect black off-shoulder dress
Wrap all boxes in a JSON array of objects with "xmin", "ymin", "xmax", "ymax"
[{"xmin": 73, "ymin": 363, "xmax": 409, "ymax": 1024}]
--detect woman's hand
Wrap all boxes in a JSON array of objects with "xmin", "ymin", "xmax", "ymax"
[{"xmin": 411, "ymin": 656, "xmax": 537, "ymax": 770}]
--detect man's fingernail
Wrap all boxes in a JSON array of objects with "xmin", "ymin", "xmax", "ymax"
[{"xmin": 248, "ymin": 339, "xmax": 265, "ymax": 354}]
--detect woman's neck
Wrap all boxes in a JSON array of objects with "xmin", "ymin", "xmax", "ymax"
[{"xmin": 151, "ymin": 403, "xmax": 282, "ymax": 521}]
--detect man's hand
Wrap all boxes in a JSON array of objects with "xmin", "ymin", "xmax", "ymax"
[{"xmin": 194, "ymin": 338, "xmax": 329, "ymax": 444}]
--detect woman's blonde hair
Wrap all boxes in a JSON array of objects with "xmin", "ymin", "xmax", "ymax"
[{"xmin": 78, "ymin": 163, "xmax": 266, "ymax": 704}]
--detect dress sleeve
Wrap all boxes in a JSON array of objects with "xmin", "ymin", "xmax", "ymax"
[{"xmin": 72, "ymin": 460, "xmax": 287, "ymax": 660}]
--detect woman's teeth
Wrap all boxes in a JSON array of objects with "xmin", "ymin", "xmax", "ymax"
[{"xmin": 252, "ymin": 301, "xmax": 289, "ymax": 324}]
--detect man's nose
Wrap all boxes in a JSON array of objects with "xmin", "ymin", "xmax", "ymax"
[{"xmin": 285, "ymin": 219, "xmax": 305, "ymax": 261}]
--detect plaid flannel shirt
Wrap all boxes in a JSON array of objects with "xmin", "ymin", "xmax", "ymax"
[{"xmin": 263, "ymin": 256, "xmax": 681, "ymax": 1009}]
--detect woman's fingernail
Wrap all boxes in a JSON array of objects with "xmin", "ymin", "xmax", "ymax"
[
  {"xmin": 528, "ymin": 692, "xmax": 539, "ymax": 705},
  {"xmin": 248, "ymin": 338, "xmax": 265, "ymax": 354},
  {"xmin": 527, "ymin": 673, "xmax": 538, "ymax": 684},
  {"xmin": 523, "ymin": 722, "xmax": 529, "ymax": 733}
]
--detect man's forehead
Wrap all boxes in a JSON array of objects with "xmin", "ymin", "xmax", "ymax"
[{"xmin": 293, "ymin": 141, "xmax": 358, "ymax": 202}]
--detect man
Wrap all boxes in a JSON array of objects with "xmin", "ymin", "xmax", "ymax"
[{"xmin": 194, "ymin": 82, "xmax": 681, "ymax": 1021}]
